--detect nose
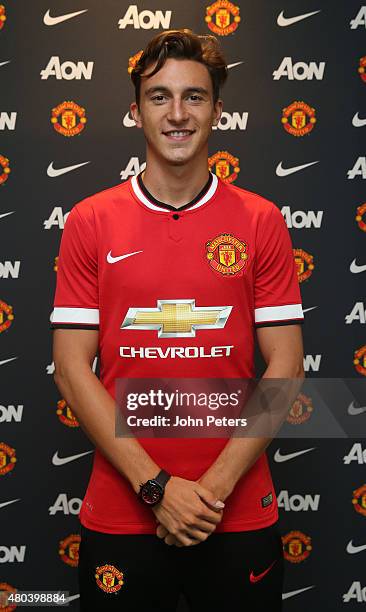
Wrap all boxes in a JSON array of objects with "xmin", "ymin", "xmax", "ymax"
[{"xmin": 166, "ymin": 97, "xmax": 189, "ymax": 124}]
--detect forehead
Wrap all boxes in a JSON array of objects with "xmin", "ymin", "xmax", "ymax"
[{"xmin": 140, "ymin": 58, "xmax": 212, "ymax": 92}]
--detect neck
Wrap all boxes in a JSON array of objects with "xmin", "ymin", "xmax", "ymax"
[{"xmin": 142, "ymin": 147, "xmax": 210, "ymax": 209}]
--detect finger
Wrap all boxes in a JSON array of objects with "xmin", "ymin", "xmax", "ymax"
[
  {"xmin": 196, "ymin": 507, "xmax": 224, "ymax": 524},
  {"xmin": 156, "ymin": 524, "xmax": 169, "ymax": 539},
  {"xmin": 195, "ymin": 485, "xmax": 225, "ymax": 511},
  {"xmin": 184, "ymin": 528, "xmax": 212, "ymax": 542}
]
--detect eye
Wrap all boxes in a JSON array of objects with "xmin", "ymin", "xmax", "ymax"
[
  {"xmin": 151, "ymin": 95, "xmax": 166, "ymax": 104},
  {"xmin": 188, "ymin": 95, "xmax": 203, "ymax": 102}
]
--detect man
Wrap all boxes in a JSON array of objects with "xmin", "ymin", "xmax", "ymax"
[{"xmin": 51, "ymin": 29, "xmax": 304, "ymax": 611}]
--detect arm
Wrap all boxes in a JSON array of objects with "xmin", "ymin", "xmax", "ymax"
[
  {"xmin": 197, "ymin": 324, "xmax": 305, "ymax": 500},
  {"xmin": 53, "ymin": 327, "xmax": 224, "ymax": 545}
]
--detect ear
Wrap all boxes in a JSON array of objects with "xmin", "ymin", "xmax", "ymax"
[
  {"xmin": 212, "ymin": 98, "xmax": 223, "ymax": 127},
  {"xmin": 130, "ymin": 101, "xmax": 142, "ymax": 128}
]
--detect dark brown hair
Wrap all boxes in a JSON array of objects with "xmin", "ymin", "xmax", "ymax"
[{"xmin": 130, "ymin": 29, "xmax": 228, "ymax": 106}]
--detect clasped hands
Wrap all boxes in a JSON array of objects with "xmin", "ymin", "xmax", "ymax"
[{"xmin": 152, "ymin": 474, "xmax": 227, "ymax": 547}]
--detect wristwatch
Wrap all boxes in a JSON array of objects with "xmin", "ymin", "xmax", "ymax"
[{"xmin": 138, "ymin": 469, "xmax": 171, "ymax": 506}]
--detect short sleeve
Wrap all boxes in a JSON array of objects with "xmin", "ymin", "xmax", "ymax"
[
  {"xmin": 50, "ymin": 203, "xmax": 99, "ymax": 329},
  {"xmin": 254, "ymin": 203, "xmax": 304, "ymax": 327}
]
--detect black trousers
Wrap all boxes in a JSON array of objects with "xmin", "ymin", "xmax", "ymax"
[{"xmin": 78, "ymin": 523, "xmax": 284, "ymax": 611}]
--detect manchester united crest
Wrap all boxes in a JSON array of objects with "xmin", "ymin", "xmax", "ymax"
[
  {"xmin": 128, "ymin": 50, "xmax": 143, "ymax": 75},
  {"xmin": 51, "ymin": 101, "xmax": 87, "ymax": 137},
  {"xmin": 0, "ymin": 299, "xmax": 14, "ymax": 333},
  {"xmin": 206, "ymin": 233, "xmax": 248, "ymax": 276},
  {"xmin": 95, "ymin": 564, "xmax": 124, "ymax": 593},
  {"xmin": 205, "ymin": 1, "xmax": 240, "ymax": 36},
  {"xmin": 282, "ymin": 101, "xmax": 316, "ymax": 137},
  {"xmin": 56, "ymin": 399, "xmax": 79, "ymax": 428},
  {"xmin": 0, "ymin": 443, "xmax": 16, "ymax": 476},
  {"xmin": 0, "ymin": 582, "xmax": 17, "ymax": 612},
  {"xmin": 355, "ymin": 203, "xmax": 366, "ymax": 231},
  {"xmin": 293, "ymin": 248, "xmax": 314, "ymax": 283},
  {"xmin": 208, "ymin": 151, "xmax": 240, "ymax": 183},
  {"xmin": 282, "ymin": 531, "xmax": 312, "ymax": 563},
  {"xmin": 0, "ymin": 154, "xmax": 11, "ymax": 185},
  {"xmin": 59, "ymin": 534, "xmax": 81, "ymax": 567},
  {"xmin": 358, "ymin": 56, "xmax": 366, "ymax": 83},
  {"xmin": 352, "ymin": 484, "xmax": 366, "ymax": 516},
  {"xmin": 354, "ymin": 345, "xmax": 366, "ymax": 376},
  {"xmin": 0, "ymin": 5, "xmax": 6, "ymax": 31},
  {"xmin": 287, "ymin": 393, "xmax": 313, "ymax": 425}
]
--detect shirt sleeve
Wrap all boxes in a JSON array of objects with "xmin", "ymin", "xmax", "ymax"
[
  {"xmin": 254, "ymin": 203, "xmax": 304, "ymax": 328},
  {"xmin": 50, "ymin": 202, "xmax": 99, "ymax": 330}
]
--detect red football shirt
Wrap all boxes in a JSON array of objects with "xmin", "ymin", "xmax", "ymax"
[{"xmin": 50, "ymin": 172, "xmax": 303, "ymax": 534}]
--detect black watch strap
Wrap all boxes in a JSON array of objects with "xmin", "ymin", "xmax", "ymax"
[{"xmin": 154, "ymin": 469, "xmax": 171, "ymax": 489}]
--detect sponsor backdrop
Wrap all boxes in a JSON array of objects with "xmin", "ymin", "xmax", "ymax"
[{"xmin": 1, "ymin": 0, "xmax": 366, "ymax": 609}]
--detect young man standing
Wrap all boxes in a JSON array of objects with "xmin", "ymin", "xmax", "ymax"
[{"xmin": 51, "ymin": 29, "xmax": 304, "ymax": 611}]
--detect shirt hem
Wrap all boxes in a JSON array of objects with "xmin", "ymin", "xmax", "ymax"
[{"xmin": 79, "ymin": 509, "xmax": 279, "ymax": 535}]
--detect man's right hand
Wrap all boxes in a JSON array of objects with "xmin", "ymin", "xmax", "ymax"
[{"xmin": 152, "ymin": 476, "xmax": 225, "ymax": 546}]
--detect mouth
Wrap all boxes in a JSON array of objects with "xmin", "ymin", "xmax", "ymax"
[{"xmin": 162, "ymin": 129, "xmax": 195, "ymax": 141}]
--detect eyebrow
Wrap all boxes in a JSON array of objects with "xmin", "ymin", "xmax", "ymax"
[{"xmin": 144, "ymin": 86, "xmax": 210, "ymax": 97}]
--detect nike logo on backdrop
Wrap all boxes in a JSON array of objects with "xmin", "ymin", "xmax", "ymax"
[
  {"xmin": 0, "ymin": 499, "xmax": 20, "ymax": 510},
  {"xmin": 277, "ymin": 10, "xmax": 321, "ymax": 27},
  {"xmin": 43, "ymin": 9, "xmax": 88, "ymax": 26},
  {"xmin": 0, "ymin": 357, "xmax": 18, "ymax": 366},
  {"xmin": 348, "ymin": 402, "xmax": 366, "ymax": 416},
  {"xmin": 347, "ymin": 540, "xmax": 366, "ymax": 554},
  {"xmin": 350, "ymin": 259, "xmax": 366, "ymax": 274},
  {"xmin": 0, "ymin": 211, "xmax": 15, "ymax": 221},
  {"xmin": 0, "ymin": 60, "xmax": 11, "ymax": 68},
  {"xmin": 227, "ymin": 61, "xmax": 244, "ymax": 70},
  {"xmin": 274, "ymin": 448, "xmax": 315, "ymax": 463},
  {"xmin": 282, "ymin": 586, "xmax": 315, "ymax": 600},
  {"xmin": 62, "ymin": 594, "xmax": 80, "ymax": 604},
  {"xmin": 352, "ymin": 113, "xmax": 366, "ymax": 128},
  {"xmin": 47, "ymin": 161, "xmax": 90, "ymax": 178},
  {"xmin": 249, "ymin": 560, "xmax": 276, "ymax": 583},
  {"xmin": 52, "ymin": 450, "xmax": 93, "ymax": 466},
  {"xmin": 302, "ymin": 307, "xmax": 318, "ymax": 314},
  {"xmin": 107, "ymin": 250, "xmax": 143, "ymax": 264},
  {"xmin": 276, "ymin": 161, "xmax": 319, "ymax": 177}
]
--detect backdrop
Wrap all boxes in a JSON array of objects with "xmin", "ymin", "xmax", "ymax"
[{"xmin": 1, "ymin": 1, "xmax": 366, "ymax": 609}]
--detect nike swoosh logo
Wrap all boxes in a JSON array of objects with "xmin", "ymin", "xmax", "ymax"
[
  {"xmin": 347, "ymin": 540, "xmax": 366, "ymax": 554},
  {"xmin": 107, "ymin": 250, "xmax": 143, "ymax": 264},
  {"xmin": 59, "ymin": 593, "xmax": 80, "ymax": 604},
  {"xmin": 274, "ymin": 448, "xmax": 315, "ymax": 462},
  {"xmin": 0, "ymin": 357, "xmax": 18, "ymax": 366},
  {"xmin": 282, "ymin": 586, "xmax": 315, "ymax": 600},
  {"xmin": 348, "ymin": 401, "xmax": 366, "ymax": 416},
  {"xmin": 350, "ymin": 259, "xmax": 366, "ymax": 274},
  {"xmin": 0, "ymin": 499, "xmax": 20, "ymax": 510},
  {"xmin": 227, "ymin": 61, "xmax": 244, "ymax": 70},
  {"xmin": 43, "ymin": 9, "xmax": 88, "ymax": 26},
  {"xmin": 352, "ymin": 112, "xmax": 366, "ymax": 128},
  {"xmin": 250, "ymin": 560, "xmax": 276, "ymax": 583},
  {"xmin": 47, "ymin": 161, "xmax": 90, "ymax": 178},
  {"xmin": 303, "ymin": 306, "xmax": 317, "ymax": 314},
  {"xmin": 277, "ymin": 10, "xmax": 321, "ymax": 27},
  {"xmin": 276, "ymin": 161, "xmax": 319, "ymax": 177},
  {"xmin": 52, "ymin": 450, "xmax": 93, "ymax": 466},
  {"xmin": 0, "ymin": 211, "xmax": 15, "ymax": 221},
  {"xmin": 0, "ymin": 60, "xmax": 11, "ymax": 67},
  {"xmin": 123, "ymin": 112, "xmax": 136, "ymax": 127}
]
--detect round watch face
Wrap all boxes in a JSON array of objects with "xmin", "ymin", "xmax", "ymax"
[{"xmin": 141, "ymin": 482, "xmax": 162, "ymax": 505}]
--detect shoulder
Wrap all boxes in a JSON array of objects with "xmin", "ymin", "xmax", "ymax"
[
  {"xmin": 71, "ymin": 180, "xmax": 131, "ymax": 220},
  {"xmin": 218, "ymin": 179, "xmax": 280, "ymax": 219}
]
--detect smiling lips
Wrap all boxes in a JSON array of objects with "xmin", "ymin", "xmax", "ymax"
[{"xmin": 163, "ymin": 129, "xmax": 195, "ymax": 141}]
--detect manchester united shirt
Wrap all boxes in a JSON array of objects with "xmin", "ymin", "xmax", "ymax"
[{"xmin": 50, "ymin": 172, "xmax": 303, "ymax": 534}]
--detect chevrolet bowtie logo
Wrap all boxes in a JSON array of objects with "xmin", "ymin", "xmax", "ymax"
[{"xmin": 121, "ymin": 299, "xmax": 232, "ymax": 338}]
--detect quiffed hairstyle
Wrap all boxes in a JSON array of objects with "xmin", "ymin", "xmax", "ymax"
[{"xmin": 130, "ymin": 29, "xmax": 228, "ymax": 106}]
